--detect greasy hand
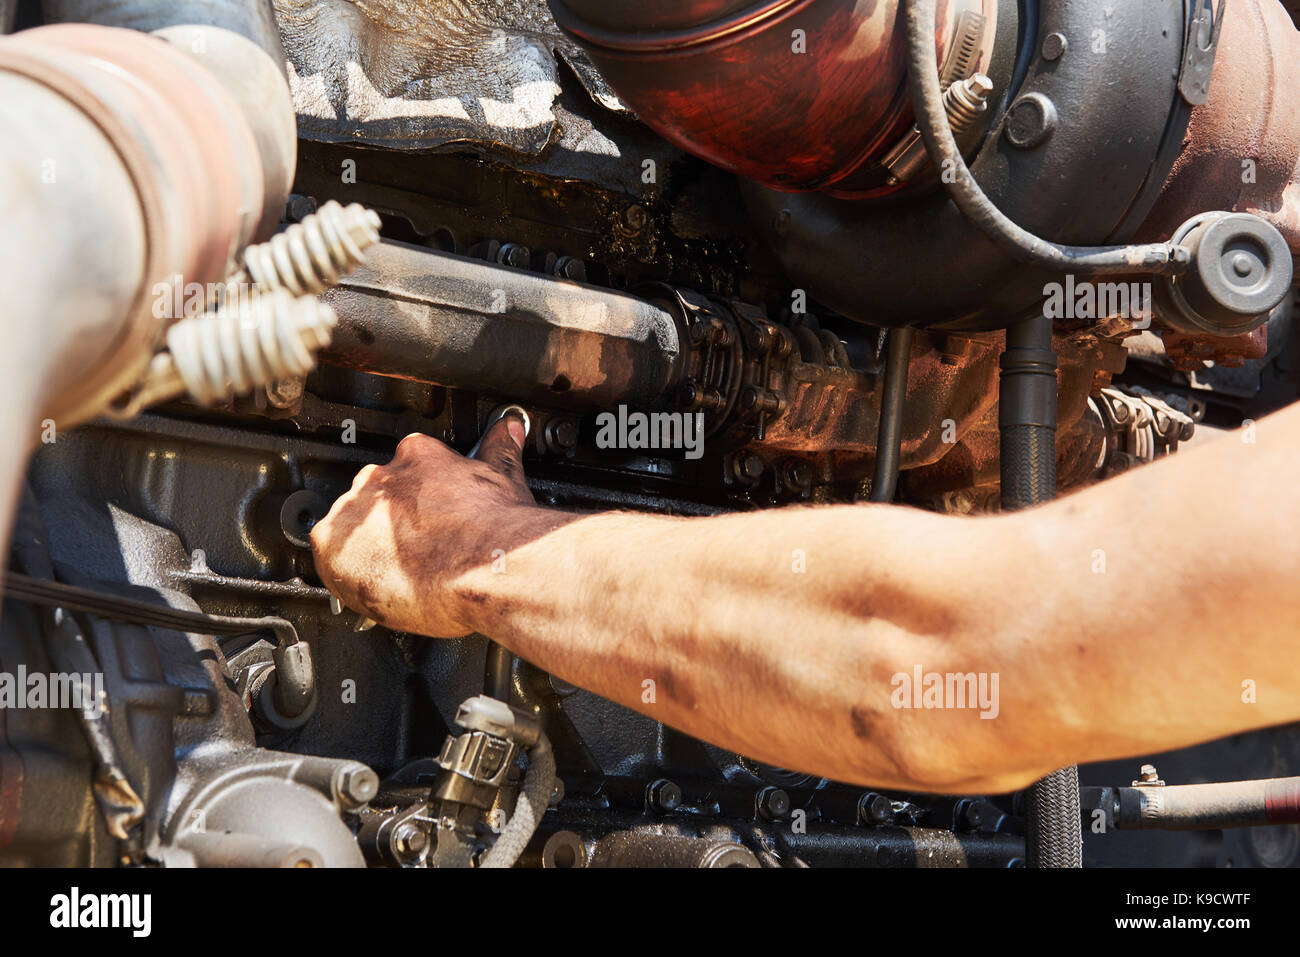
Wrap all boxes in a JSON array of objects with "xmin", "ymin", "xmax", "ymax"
[{"xmin": 310, "ymin": 414, "xmax": 534, "ymax": 637}]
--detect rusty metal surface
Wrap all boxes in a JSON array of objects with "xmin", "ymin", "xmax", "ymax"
[
  {"xmin": 549, "ymin": 0, "xmax": 997, "ymax": 194},
  {"xmin": 753, "ymin": 332, "xmax": 1000, "ymax": 466},
  {"xmin": 902, "ymin": 333, "xmax": 1129, "ymax": 508},
  {"xmin": 1140, "ymin": 0, "xmax": 1300, "ymax": 252},
  {"xmin": 1163, "ymin": 326, "xmax": 1270, "ymax": 371}
]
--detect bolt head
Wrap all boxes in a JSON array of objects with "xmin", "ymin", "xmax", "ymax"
[
  {"xmin": 338, "ymin": 766, "xmax": 379, "ymax": 807},
  {"xmin": 859, "ymin": 793, "xmax": 893, "ymax": 825},
  {"xmin": 393, "ymin": 823, "xmax": 428, "ymax": 856},
  {"xmin": 1042, "ymin": 32, "xmax": 1068, "ymax": 61},
  {"xmin": 1004, "ymin": 93, "xmax": 1059, "ymax": 150},
  {"xmin": 648, "ymin": 778, "xmax": 682, "ymax": 813},
  {"xmin": 758, "ymin": 787, "xmax": 791, "ymax": 819}
]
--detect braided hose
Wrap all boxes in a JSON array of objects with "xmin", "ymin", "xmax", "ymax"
[
  {"xmin": 480, "ymin": 733, "xmax": 556, "ymax": 869},
  {"xmin": 244, "ymin": 200, "xmax": 382, "ymax": 296},
  {"xmin": 1000, "ymin": 314, "xmax": 1084, "ymax": 868},
  {"xmin": 167, "ymin": 290, "xmax": 337, "ymax": 405},
  {"xmin": 1026, "ymin": 768, "xmax": 1084, "ymax": 866}
]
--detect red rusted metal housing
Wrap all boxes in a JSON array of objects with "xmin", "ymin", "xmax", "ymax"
[{"xmin": 550, "ymin": 0, "xmax": 997, "ymax": 195}]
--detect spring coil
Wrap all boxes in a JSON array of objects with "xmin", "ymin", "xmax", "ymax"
[
  {"xmin": 244, "ymin": 200, "xmax": 382, "ymax": 296},
  {"xmin": 167, "ymin": 291, "xmax": 338, "ymax": 406},
  {"xmin": 943, "ymin": 74, "xmax": 994, "ymax": 134}
]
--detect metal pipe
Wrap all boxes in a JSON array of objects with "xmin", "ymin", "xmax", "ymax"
[
  {"xmin": 0, "ymin": 21, "xmax": 288, "ymax": 605},
  {"xmin": 998, "ymin": 314, "xmax": 1081, "ymax": 868},
  {"xmin": 44, "ymin": 0, "xmax": 296, "ymax": 240},
  {"xmin": 869, "ymin": 327, "xmax": 914, "ymax": 502},
  {"xmin": 319, "ymin": 241, "xmax": 686, "ymax": 411},
  {"xmin": 547, "ymin": 0, "xmax": 996, "ymax": 195},
  {"xmin": 1113, "ymin": 776, "xmax": 1300, "ymax": 831}
]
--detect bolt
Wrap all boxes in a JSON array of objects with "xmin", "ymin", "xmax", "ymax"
[
  {"xmin": 285, "ymin": 193, "xmax": 318, "ymax": 223},
  {"xmin": 858, "ymin": 792, "xmax": 894, "ymax": 826},
  {"xmin": 497, "ymin": 243, "xmax": 530, "ymax": 268},
  {"xmin": 393, "ymin": 822, "xmax": 428, "ymax": 857},
  {"xmin": 647, "ymin": 778, "xmax": 682, "ymax": 814},
  {"xmin": 337, "ymin": 765, "xmax": 380, "ymax": 809},
  {"xmin": 1139, "ymin": 764, "xmax": 1160, "ymax": 784},
  {"xmin": 545, "ymin": 417, "xmax": 580, "ymax": 453},
  {"xmin": 1004, "ymin": 92, "xmax": 1059, "ymax": 150},
  {"xmin": 1041, "ymin": 31, "xmax": 1068, "ymax": 61},
  {"xmin": 757, "ymin": 787, "xmax": 791, "ymax": 820},
  {"xmin": 944, "ymin": 74, "xmax": 995, "ymax": 134},
  {"xmin": 265, "ymin": 376, "xmax": 304, "ymax": 409},
  {"xmin": 782, "ymin": 459, "xmax": 814, "ymax": 490},
  {"xmin": 623, "ymin": 205, "xmax": 647, "ymax": 232},
  {"xmin": 554, "ymin": 256, "xmax": 586, "ymax": 281},
  {"xmin": 732, "ymin": 453, "xmax": 764, "ymax": 484}
]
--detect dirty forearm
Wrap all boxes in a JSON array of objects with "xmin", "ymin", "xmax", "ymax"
[
  {"xmin": 445, "ymin": 407, "xmax": 1300, "ymax": 793},
  {"xmin": 448, "ymin": 502, "xmax": 1046, "ymax": 792}
]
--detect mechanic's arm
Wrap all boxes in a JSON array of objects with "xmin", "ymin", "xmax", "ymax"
[{"xmin": 311, "ymin": 404, "xmax": 1300, "ymax": 795}]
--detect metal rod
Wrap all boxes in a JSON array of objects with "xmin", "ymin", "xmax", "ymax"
[{"xmin": 869, "ymin": 327, "xmax": 914, "ymax": 503}]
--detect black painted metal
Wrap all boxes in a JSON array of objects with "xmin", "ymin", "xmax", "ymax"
[
  {"xmin": 742, "ymin": 0, "xmax": 1194, "ymax": 330},
  {"xmin": 869, "ymin": 327, "xmax": 914, "ymax": 503}
]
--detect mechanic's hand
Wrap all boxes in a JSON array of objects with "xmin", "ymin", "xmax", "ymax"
[{"xmin": 311, "ymin": 414, "xmax": 534, "ymax": 637}]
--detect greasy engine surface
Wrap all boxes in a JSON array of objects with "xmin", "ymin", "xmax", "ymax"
[{"xmin": 2, "ymin": 0, "xmax": 1300, "ymax": 868}]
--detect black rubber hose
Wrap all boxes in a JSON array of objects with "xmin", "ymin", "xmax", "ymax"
[
  {"xmin": 902, "ymin": 0, "xmax": 1185, "ymax": 277},
  {"xmin": 485, "ymin": 642, "xmax": 514, "ymax": 701},
  {"xmin": 870, "ymin": 327, "xmax": 914, "ymax": 503},
  {"xmin": 999, "ymin": 316, "xmax": 1057, "ymax": 511},
  {"xmin": 998, "ymin": 314, "xmax": 1082, "ymax": 868}
]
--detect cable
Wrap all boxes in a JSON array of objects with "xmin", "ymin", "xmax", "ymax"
[
  {"xmin": 902, "ymin": 0, "xmax": 1186, "ymax": 276},
  {"xmin": 479, "ymin": 733, "xmax": 556, "ymax": 868}
]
